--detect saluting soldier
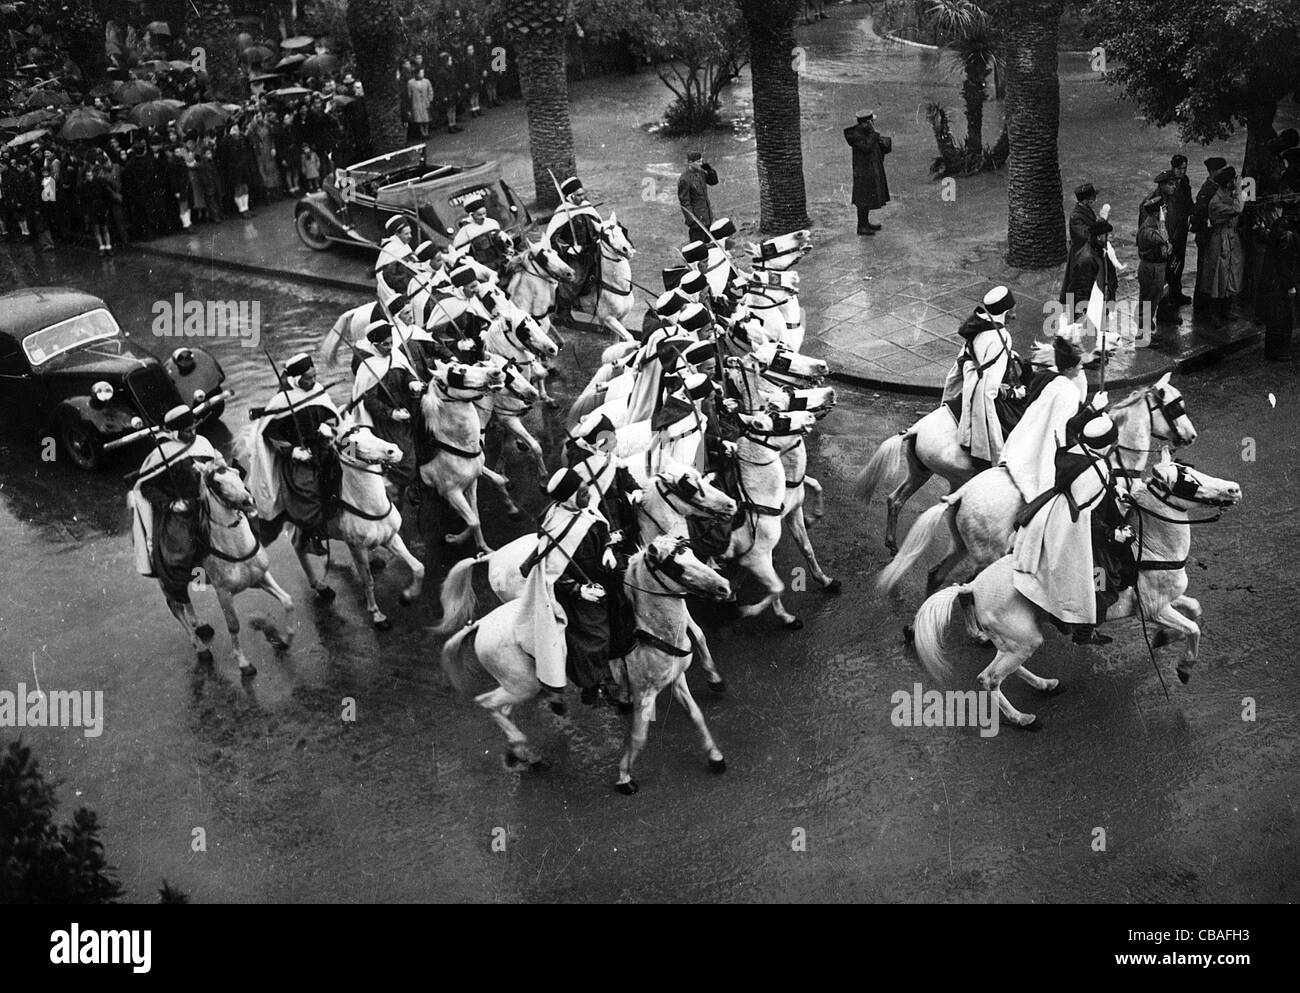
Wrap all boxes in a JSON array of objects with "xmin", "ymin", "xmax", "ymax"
[{"xmin": 843, "ymin": 109, "xmax": 891, "ymax": 235}]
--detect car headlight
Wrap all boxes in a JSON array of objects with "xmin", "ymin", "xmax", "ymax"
[
  {"xmin": 172, "ymin": 348, "xmax": 196, "ymax": 374},
  {"xmin": 193, "ymin": 389, "xmax": 207, "ymax": 405},
  {"xmin": 130, "ymin": 416, "xmax": 144, "ymax": 431},
  {"xmin": 91, "ymin": 381, "xmax": 114, "ymax": 404}
]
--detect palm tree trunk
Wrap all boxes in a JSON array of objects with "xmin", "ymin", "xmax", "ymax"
[
  {"xmin": 962, "ymin": 65, "xmax": 985, "ymax": 156},
  {"xmin": 503, "ymin": 0, "xmax": 577, "ymax": 210},
  {"xmin": 740, "ymin": 0, "xmax": 809, "ymax": 233},
  {"xmin": 186, "ymin": 1, "xmax": 240, "ymax": 102},
  {"xmin": 345, "ymin": 0, "xmax": 404, "ymax": 153},
  {"xmin": 1242, "ymin": 101, "xmax": 1278, "ymax": 189},
  {"xmin": 1004, "ymin": 1, "xmax": 1066, "ymax": 269}
]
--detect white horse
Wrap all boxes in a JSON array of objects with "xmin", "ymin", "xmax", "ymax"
[
  {"xmin": 166, "ymin": 461, "xmax": 296, "ymax": 677},
  {"xmin": 741, "ymin": 269, "xmax": 806, "ymax": 352},
  {"xmin": 263, "ymin": 423, "xmax": 426, "ymax": 630},
  {"xmin": 471, "ymin": 358, "xmax": 543, "ymax": 517},
  {"xmin": 562, "ymin": 211, "xmax": 638, "ymax": 342},
  {"xmin": 745, "ymin": 230, "xmax": 814, "ymax": 272},
  {"xmin": 439, "ymin": 535, "xmax": 732, "ymax": 791},
  {"xmin": 504, "ymin": 238, "xmax": 575, "ymax": 348},
  {"xmin": 433, "ymin": 463, "xmax": 735, "ymax": 633},
  {"xmin": 878, "ymin": 376, "xmax": 1198, "ymax": 596},
  {"xmin": 418, "ymin": 360, "xmax": 506, "ymax": 552},
  {"xmin": 483, "ymin": 311, "xmax": 560, "ymax": 408},
  {"xmin": 911, "ymin": 459, "xmax": 1241, "ymax": 729}
]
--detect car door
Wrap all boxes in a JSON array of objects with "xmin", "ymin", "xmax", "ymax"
[{"xmin": 0, "ymin": 331, "xmax": 44, "ymax": 428}]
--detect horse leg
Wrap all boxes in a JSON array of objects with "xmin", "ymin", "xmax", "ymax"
[
  {"xmin": 672, "ymin": 671, "xmax": 726, "ymax": 773},
  {"xmin": 785, "ymin": 499, "xmax": 840, "ymax": 595},
  {"xmin": 166, "ymin": 597, "xmax": 210, "ymax": 665},
  {"xmin": 737, "ymin": 546, "xmax": 799, "ymax": 628},
  {"xmin": 977, "ymin": 645, "xmax": 1041, "ymax": 729},
  {"xmin": 293, "ymin": 531, "xmax": 334, "ymax": 602},
  {"xmin": 477, "ymin": 687, "xmax": 547, "ymax": 769},
  {"xmin": 685, "ymin": 618, "xmax": 724, "ymax": 692},
  {"xmin": 384, "ymin": 532, "xmax": 426, "ymax": 605},
  {"xmin": 255, "ymin": 572, "xmax": 296, "ymax": 649},
  {"xmin": 442, "ymin": 486, "xmax": 481, "ymax": 547},
  {"xmin": 214, "ymin": 587, "xmax": 255, "ymax": 677},
  {"xmin": 615, "ymin": 690, "xmax": 656, "ymax": 795},
  {"xmin": 601, "ymin": 313, "xmax": 635, "ymax": 343},
  {"xmin": 885, "ymin": 463, "xmax": 932, "ymax": 556},
  {"xmin": 505, "ymin": 417, "xmax": 548, "ymax": 480},
  {"xmin": 1172, "ymin": 594, "xmax": 1202, "ymax": 621},
  {"xmin": 803, "ymin": 475, "xmax": 825, "ymax": 521},
  {"xmin": 482, "ymin": 465, "xmax": 523, "ymax": 520},
  {"xmin": 926, "ymin": 508, "xmax": 968, "ymax": 597},
  {"xmin": 466, "ymin": 477, "xmax": 490, "ymax": 552},
  {"xmin": 1014, "ymin": 666, "xmax": 1061, "ymax": 695},
  {"xmin": 1152, "ymin": 601, "xmax": 1201, "ymax": 683},
  {"xmin": 346, "ymin": 541, "xmax": 390, "ymax": 630}
]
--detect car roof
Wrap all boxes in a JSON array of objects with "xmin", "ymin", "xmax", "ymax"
[{"xmin": 0, "ymin": 288, "xmax": 111, "ymax": 340}]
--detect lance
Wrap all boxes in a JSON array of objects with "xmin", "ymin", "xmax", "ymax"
[
  {"xmin": 546, "ymin": 167, "xmax": 581, "ymax": 257},
  {"xmin": 262, "ymin": 346, "xmax": 311, "ymax": 454}
]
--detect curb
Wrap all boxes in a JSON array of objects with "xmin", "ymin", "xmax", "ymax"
[
  {"xmin": 879, "ymin": 30, "xmax": 1092, "ymax": 58},
  {"xmin": 131, "ymin": 243, "xmax": 374, "ymax": 296}
]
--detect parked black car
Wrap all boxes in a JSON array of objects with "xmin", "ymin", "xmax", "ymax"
[{"xmin": 0, "ymin": 288, "xmax": 229, "ymax": 470}]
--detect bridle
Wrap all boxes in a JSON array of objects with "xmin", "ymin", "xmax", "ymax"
[
  {"xmin": 201, "ymin": 468, "xmax": 262, "ymax": 563},
  {"xmin": 332, "ymin": 425, "xmax": 398, "ymax": 521},
  {"xmin": 1116, "ymin": 386, "xmax": 1189, "ymax": 457},
  {"xmin": 641, "ymin": 475, "xmax": 731, "ymax": 537},
  {"xmin": 1137, "ymin": 463, "xmax": 1234, "ymax": 524},
  {"xmin": 625, "ymin": 538, "xmax": 721, "ymax": 600}
]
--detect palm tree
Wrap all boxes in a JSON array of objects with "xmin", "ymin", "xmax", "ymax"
[
  {"xmin": 499, "ymin": 0, "xmax": 577, "ymax": 210},
  {"xmin": 739, "ymin": 0, "xmax": 809, "ymax": 233},
  {"xmin": 185, "ymin": 1, "xmax": 240, "ymax": 101},
  {"xmin": 927, "ymin": 0, "xmax": 1002, "ymax": 157},
  {"xmin": 346, "ymin": 0, "xmax": 404, "ymax": 152},
  {"xmin": 1003, "ymin": 0, "xmax": 1066, "ymax": 269}
]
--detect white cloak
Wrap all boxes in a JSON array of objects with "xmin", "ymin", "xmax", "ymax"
[
  {"xmin": 128, "ymin": 434, "xmax": 217, "ymax": 576},
  {"xmin": 242, "ymin": 384, "xmax": 341, "ymax": 520},
  {"xmin": 1000, "ymin": 368, "xmax": 1089, "ymax": 501}
]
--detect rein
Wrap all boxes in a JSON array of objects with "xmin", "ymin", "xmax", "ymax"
[{"xmin": 201, "ymin": 482, "xmax": 262, "ymax": 564}]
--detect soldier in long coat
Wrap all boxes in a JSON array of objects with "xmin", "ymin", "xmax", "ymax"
[
  {"xmin": 843, "ymin": 110, "xmax": 891, "ymax": 234},
  {"xmin": 1059, "ymin": 182, "xmax": 1100, "ymax": 310},
  {"xmin": 1195, "ymin": 166, "xmax": 1244, "ymax": 321}
]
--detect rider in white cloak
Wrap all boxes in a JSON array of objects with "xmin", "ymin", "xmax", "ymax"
[
  {"xmin": 451, "ymin": 195, "xmax": 512, "ymax": 275},
  {"xmin": 624, "ymin": 301, "xmax": 709, "ymax": 425},
  {"xmin": 375, "ymin": 215, "xmax": 415, "ymax": 305},
  {"xmin": 940, "ymin": 285, "xmax": 1016, "ymax": 467},
  {"xmin": 245, "ymin": 353, "xmax": 342, "ymax": 554},
  {"xmin": 129, "ymin": 404, "xmax": 219, "ymax": 598},
  {"xmin": 516, "ymin": 467, "xmax": 610, "ymax": 714},
  {"xmin": 352, "ymin": 321, "xmax": 422, "ymax": 485},
  {"xmin": 999, "ymin": 331, "xmax": 1097, "ymax": 502},
  {"xmin": 1011, "ymin": 411, "xmax": 1129, "ymax": 644}
]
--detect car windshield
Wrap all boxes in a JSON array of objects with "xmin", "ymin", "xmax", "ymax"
[{"xmin": 22, "ymin": 308, "xmax": 121, "ymax": 366}]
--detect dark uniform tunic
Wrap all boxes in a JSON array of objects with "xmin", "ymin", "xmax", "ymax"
[
  {"xmin": 264, "ymin": 402, "xmax": 341, "ymax": 539},
  {"xmin": 140, "ymin": 456, "xmax": 205, "ymax": 604}
]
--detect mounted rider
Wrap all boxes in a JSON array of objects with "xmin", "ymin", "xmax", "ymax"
[
  {"xmin": 351, "ymin": 321, "xmax": 422, "ymax": 487},
  {"xmin": 545, "ymin": 176, "xmax": 603, "ymax": 320},
  {"xmin": 376, "ymin": 214, "xmax": 416, "ymax": 302},
  {"xmin": 1010, "ymin": 410, "xmax": 1136, "ymax": 645},
  {"xmin": 517, "ymin": 467, "xmax": 628, "ymax": 713},
  {"xmin": 940, "ymin": 285, "xmax": 1019, "ymax": 468},
  {"xmin": 129, "ymin": 404, "xmax": 219, "ymax": 603},
  {"xmin": 246, "ymin": 353, "xmax": 342, "ymax": 557},
  {"xmin": 451, "ymin": 194, "xmax": 513, "ymax": 276},
  {"xmin": 565, "ymin": 411, "xmax": 644, "ymax": 556}
]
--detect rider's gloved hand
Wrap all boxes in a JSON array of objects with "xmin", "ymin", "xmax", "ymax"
[
  {"xmin": 602, "ymin": 548, "xmax": 618, "ymax": 571},
  {"xmin": 392, "ymin": 408, "xmax": 411, "ymax": 422},
  {"xmin": 579, "ymin": 583, "xmax": 606, "ymax": 603},
  {"xmin": 1113, "ymin": 526, "xmax": 1134, "ymax": 543},
  {"xmin": 626, "ymin": 489, "xmax": 645, "ymax": 506},
  {"xmin": 408, "ymin": 380, "xmax": 425, "ymax": 395},
  {"xmin": 171, "ymin": 499, "xmax": 189, "ymax": 512},
  {"xmin": 722, "ymin": 441, "xmax": 738, "ymax": 457},
  {"xmin": 1091, "ymin": 390, "xmax": 1110, "ymax": 410},
  {"xmin": 291, "ymin": 446, "xmax": 313, "ymax": 463}
]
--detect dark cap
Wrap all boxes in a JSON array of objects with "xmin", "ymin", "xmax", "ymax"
[
  {"xmin": 1153, "ymin": 169, "xmax": 1176, "ymax": 185},
  {"xmin": 1074, "ymin": 182, "xmax": 1098, "ymax": 201},
  {"xmin": 1203, "ymin": 156, "xmax": 1228, "ymax": 172},
  {"xmin": 1212, "ymin": 165, "xmax": 1237, "ymax": 186},
  {"xmin": 1170, "ymin": 154, "xmax": 1188, "ymax": 168}
]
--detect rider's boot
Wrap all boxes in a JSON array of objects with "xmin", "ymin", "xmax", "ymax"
[
  {"xmin": 1071, "ymin": 624, "xmax": 1113, "ymax": 646},
  {"xmin": 539, "ymin": 683, "xmax": 567, "ymax": 716}
]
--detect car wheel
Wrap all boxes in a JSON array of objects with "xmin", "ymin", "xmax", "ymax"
[
  {"xmin": 60, "ymin": 417, "xmax": 104, "ymax": 471},
  {"xmin": 296, "ymin": 210, "xmax": 332, "ymax": 251}
]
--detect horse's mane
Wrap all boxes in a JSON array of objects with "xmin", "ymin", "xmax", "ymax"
[{"xmin": 1107, "ymin": 388, "xmax": 1146, "ymax": 422}]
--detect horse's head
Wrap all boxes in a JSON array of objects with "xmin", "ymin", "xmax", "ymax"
[
  {"xmin": 501, "ymin": 359, "xmax": 540, "ymax": 404},
  {"xmin": 782, "ymin": 385, "xmax": 838, "ymax": 418},
  {"xmin": 601, "ymin": 211, "xmax": 636, "ymax": 259},
  {"xmin": 530, "ymin": 239, "xmax": 576, "ymax": 283},
  {"xmin": 203, "ymin": 460, "xmax": 257, "ymax": 515},
  {"xmin": 1147, "ymin": 373, "xmax": 1197, "ymax": 448},
  {"xmin": 643, "ymin": 534, "xmax": 731, "ymax": 602},
  {"xmin": 746, "ymin": 229, "xmax": 813, "ymax": 271},
  {"xmin": 1146, "ymin": 455, "xmax": 1241, "ymax": 509},
  {"xmin": 511, "ymin": 312, "xmax": 559, "ymax": 359},
  {"xmin": 655, "ymin": 463, "xmax": 737, "ymax": 522},
  {"xmin": 737, "ymin": 409, "xmax": 817, "ymax": 436},
  {"xmin": 333, "ymin": 423, "xmax": 403, "ymax": 468},
  {"xmin": 433, "ymin": 360, "xmax": 506, "ymax": 395},
  {"xmin": 754, "ymin": 342, "xmax": 828, "ymax": 382}
]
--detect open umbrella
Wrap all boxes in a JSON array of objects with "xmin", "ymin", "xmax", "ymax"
[
  {"xmin": 0, "ymin": 116, "xmax": 22, "ymax": 129},
  {"xmin": 280, "ymin": 36, "xmax": 314, "ymax": 50},
  {"xmin": 269, "ymin": 86, "xmax": 311, "ymax": 99},
  {"xmin": 110, "ymin": 121, "xmax": 139, "ymax": 135},
  {"xmin": 248, "ymin": 72, "xmax": 282, "ymax": 86},
  {"xmin": 136, "ymin": 59, "xmax": 171, "ymax": 75},
  {"xmin": 241, "ymin": 44, "xmax": 275, "ymax": 67},
  {"xmin": 114, "ymin": 79, "xmax": 161, "ymax": 105},
  {"xmin": 176, "ymin": 101, "xmax": 231, "ymax": 134},
  {"xmin": 129, "ymin": 98, "xmax": 184, "ymax": 128},
  {"xmin": 234, "ymin": 15, "xmax": 262, "ymax": 28},
  {"xmin": 23, "ymin": 87, "xmax": 69, "ymax": 107},
  {"xmin": 298, "ymin": 53, "xmax": 338, "ymax": 76},
  {"xmin": 59, "ymin": 107, "xmax": 110, "ymax": 141},
  {"xmin": 6, "ymin": 128, "xmax": 48, "ymax": 148},
  {"xmin": 330, "ymin": 94, "xmax": 355, "ymax": 110},
  {"xmin": 274, "ymin": 54, "xmax": 305, "ymax": 71},
  {"xmin": 17, "ymin": 108, "xmax": 60, "ymax": 129},
  {"xmin": 146, "ymin": 21, "xmax": 171, "ymax": 37},
  {"xmin": 167, "ymin": 60, "xmax": 194, "ymax": 72}
]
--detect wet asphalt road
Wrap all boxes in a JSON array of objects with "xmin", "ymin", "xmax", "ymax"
[{"xmin": 0, "ymin": 246, "xmax": 1296, "ymax": 903}]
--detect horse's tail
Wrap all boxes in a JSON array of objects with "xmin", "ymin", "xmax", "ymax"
[
  {"xmin": 433, "ymin": 555, "xmax": 483, "ymax": 635},
  {"xmin": 912, "ymin": 584, "xmax": 965, "ymax": 686},
  {"xmin": 876, "ymin": 502, "xmax": 950, "ymax": 595},
  {"xmin": 853, "ymin": 430, "xmax": 909, "ymax": 505},
  {"xmin": 439, "ymin": 619, "xmax": 484, "ymax": 696}
]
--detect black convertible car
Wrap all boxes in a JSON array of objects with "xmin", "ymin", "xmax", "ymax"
[{"xmin": 0, "ymin": 288, "xmax": 229, "ymax": 470}]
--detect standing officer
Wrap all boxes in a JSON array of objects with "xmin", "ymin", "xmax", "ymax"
[
  {"xmin": 843, "ymin": 109, "xmax": 891, "ymax": 235},
  {"xmin": 677, "ymin": 150, "xmax": 718, "ymax": 242}
]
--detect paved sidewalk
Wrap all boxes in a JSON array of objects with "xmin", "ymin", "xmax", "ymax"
[{"xmin": 130, "ymin": 2, "xmax": 1289, "ymax": 393}]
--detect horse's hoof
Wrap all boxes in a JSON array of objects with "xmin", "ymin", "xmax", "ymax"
[
  {"xmin": 1044, "ymin": 681, "xmax": 1065, "ymax": 696},
  {"xmin": 822, "ymin": 578, "xmax": 842, "ymax": 596},
  {"xmin": 544, "ymin": 397, "xmax": 560, "ymax": 409},
  {"xmin": 239, "ymin": 663, "xmax": 257, "ymax": 679},
  {"xmin": 902, "ymin": 624, "xmax": 915, "ymax": 645},
  {"xmin": 1151, "ymin": 629, "xmax": 1172, "ymax": 649},
  {"xmin": 507, "ymin": 508, "xmax": 523, "ymax": 521},
  {"xmin": 504, "ymin": 751, "xmax": 521, "ymax": 768},
  {"xmin": 529, "ymin": 758, "xmax": 551, "ymax": 772},
  {"xmin": 372, "ymin": 615, "xmax": 392, "ymax": 631},
  {"xmin": 196, "ymin": 649, "xmax": 214, "ymax": 668},
  {"xmin": 399, "ymin": 591, "xmax": 415, "ymax": 607},
  {"xmin": 502, "ymin": 479, "xmax": 514, "ymax": 492},
  {"xmin": 886, "ymin": 544, "xmax": 898, "ymax": 558},
  {"xmin": 615, "ymin": 780, "xmax": 639, "ymax": 796},
  {"xmin": 784, "ymin": 617, "xmax": 804, "ymax": 631},
  {"xmin": 1177, "ymin": 666, "xmax": 1192, "ymax": 685},
  {"xmin": 708, "ymin": 757, "xmax": 727, "ymax": 774},
  {"xmin": 369, "ymin": 557, "xmax": 387, "ymax": 574},
  {"xmin": 314, "ymin": 585, "xmax": 336, "ymax": 604},
  {"xmin": 270, "ymin": 639, "xmax": 290, "ymax": 653},
  {"xmin": 195, "ymin": 623, "xmax": 215, "ymax": 643},
  {"xmin": 617, "ymin": 701, "xmax": 634, "ymax": 716},
  {"xmin": 1013, "ymin": 716, "xmax": 1042, "ymax": 732},
  {"xmin": 708, "ymin": 679, "xmax": 726, "ymax": 694}
]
